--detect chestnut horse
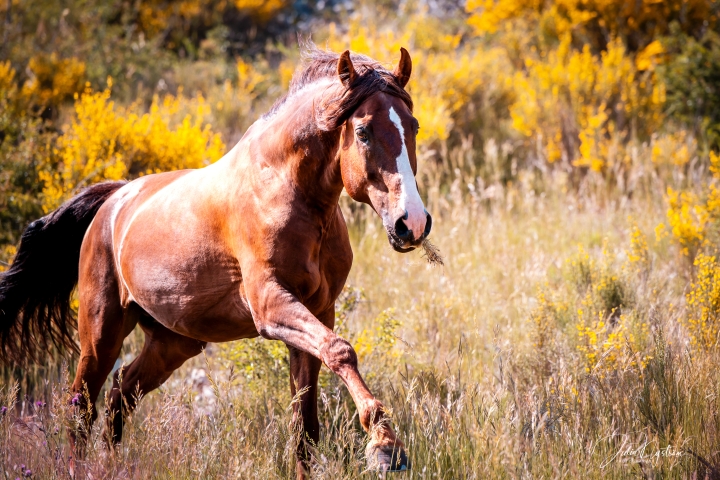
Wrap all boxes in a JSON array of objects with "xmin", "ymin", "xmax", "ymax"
[{"xmin": 0, "ymin": 46, "xmax": 431, "ymax": 475}]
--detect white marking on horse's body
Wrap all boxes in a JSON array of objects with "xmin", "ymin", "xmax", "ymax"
[
  {"xmin": 388, "ymin": 106, "xmax": 426, "ymax": 239},
  {"xmin": 118, "ymin": 192, "xmax": 155, "ymax": 259},
  {"xmin": 109, "ymin": 182, "xmax": 142, "ymax": 297}
]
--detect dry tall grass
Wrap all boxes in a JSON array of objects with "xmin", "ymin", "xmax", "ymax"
[{"xmin": 2, "ymin": 142, "xmax": 718, "ymax": 479}]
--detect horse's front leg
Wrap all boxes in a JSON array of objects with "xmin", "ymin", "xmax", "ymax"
[{"xmin": 248, "ymin": 281, "xmax": 409, "ymax": 472}]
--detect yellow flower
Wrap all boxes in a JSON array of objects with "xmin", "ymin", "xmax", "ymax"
[{"xmin": 686, "ymin": 254, "xmax": 720, "ymax": 350}]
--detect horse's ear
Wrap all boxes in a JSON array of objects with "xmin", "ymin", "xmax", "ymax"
[
  {"xmin": 337, "ymin": 50, "xmax": 357, "ymax": 88},
  {"xmin": 393, "ymin": 47, "xmax": 412, "ymax": 88}
]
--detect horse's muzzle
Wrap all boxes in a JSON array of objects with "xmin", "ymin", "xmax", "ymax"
[{"xmin": 386, "ymin": 210, "xmax": 432, "ymax": 252}]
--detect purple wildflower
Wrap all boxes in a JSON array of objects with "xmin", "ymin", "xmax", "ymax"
[
  {"xmin": 35, "ymin": 401, "xmax": 45, "ymax": 408},
  {"xmin": 23, "ymin": 470, "xmax": 32, "ymax": 477},
  {"xmin": 1, "ymin": 406, "xmax": 7, "ymax": 415},
  {"xmin": 71, "ymin": 394, "xmax": 81, "ymax": 406}
]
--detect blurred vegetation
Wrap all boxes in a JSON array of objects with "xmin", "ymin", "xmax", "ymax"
[{"xmin": 6, "ymin": 0, "xmax": 720, "ymax": 477}]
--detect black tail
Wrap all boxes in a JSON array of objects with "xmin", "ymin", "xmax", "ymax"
[{"xmin": 0, "ymin": 181, "xmax": 127, "ymax": 365}]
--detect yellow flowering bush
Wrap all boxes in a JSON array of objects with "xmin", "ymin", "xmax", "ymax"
[
  {"xmin": 576, "ymin": 310, "xmax": 650, "ymax": 375},
  {"xmin": 506, "ymin": 37, "xmax": 664, "ymax": 172},
  {"xmin": 466, "ymin": 0, "xmax": 715, "ymax": 48},
  {"xmin": 234, "ymin": 0, "xmax": 288, "ymax": 21},
  {"xmin": 560, "ymin": 243, "xmax": 653, "ymax": 375},
  {"xmin": 685, "ymin": 254, "xmax": 720, "ymax": 350},
  {"xmin": 655, "ymin": 151, "xmax": 720, "ymax": 352},
  {"xmin": 464, "ymin": 0, "xmax": 696, "ymax": 173},
  {"xmin": 0, "ymin": 61, "xmax": 17, "ymax": 103},
  {"xmin": 38, "ymin": 87, "xmax": 127, "ymax": 212},
  {"xmin": 660, "ymin": 150, "xmax": 720, "ymax": 262},
  {"xmin": 529, "ymin": 288, "xmax": 564, "ymax": 351},
  {"xmin": 0, "ymin": 245, "xmax": 17, "ymax": 274},
  {"xmin": 217, "ymin": 336, "xmax": 289, "ymax": 391},
  {"xmin": 627, "ymin": 224, "xmax": 650, "ymax": 272},
  {"xmin": 652, "ymin": 132, "xmax": 696, "ymax": 168},
  {"xmin": 0, "ymin": 61, "xmax": 23, "ymax": 137},
  {"xmin": 527, "ymin": 239, "xmax": 651, "ymax": 378},
  {"xmin": 136, "ymin": 0, "xmax": 287, "ymax": 40},
  {"xmin": 566, "ymin": 245, "xmax": 595, "ymax": 292},
  {"xmin": 665, "ymin": 188, "xmax": 708, "ymax": 259},
  {"xmin": 21, "ymin": 53, "xmax": 86, "ymax": 109},
  {"xmin": 39, "ymin": 84, "xmax": 225, "ymax": 211},
  {"xmin": 527, "ymin": 285, "xmax": 572, "ymax": 377},
  {"xmin": 354, "ymin": 308, "xmax": 402, "ymax": 364},
  {"xmin": 576, "ymin": 312, "xmax": 626, "ymax": 374},
  {"xmin": 121, "ymin": 92, "xmax": 225, "ymax": 174}
]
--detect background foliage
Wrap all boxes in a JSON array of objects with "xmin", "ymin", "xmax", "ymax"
[{"xmin": 4, "ymin": 0, "xmax": 720, "ymax": 478}]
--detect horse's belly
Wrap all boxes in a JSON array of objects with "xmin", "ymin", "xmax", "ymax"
[
  {"xmin": 154, "ymin": 291, "xmax": 258, "ymax": 343},
  {"xmin": 136, "ymin": 281, "xmax": 257, "ymax": 343},
  {"xmin": 123, "ymin": 250, "xmax": 257, "ymax": 342}
]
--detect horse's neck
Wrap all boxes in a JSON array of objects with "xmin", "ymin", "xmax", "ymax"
[{"xmin": 250, "ymin": 81, "xmax": 345, "ymax": 215}]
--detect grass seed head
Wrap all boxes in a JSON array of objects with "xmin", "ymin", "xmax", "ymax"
[{"xmin": 421, "ymin": 239, "xmax": 444, "ymax": 267}]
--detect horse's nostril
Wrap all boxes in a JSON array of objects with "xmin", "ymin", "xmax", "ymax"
[
  {"xmin": 394, "ymin": 215, "xmax": 411, "ymax": 240},
  {"xmin": 423, "ymin": 212, "xmax": 433, "ymax": 238}
]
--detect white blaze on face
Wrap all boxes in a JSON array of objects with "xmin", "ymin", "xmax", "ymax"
[{"xmin": 388, "ymin": 106, "xmax": 426, "ymax": 240}]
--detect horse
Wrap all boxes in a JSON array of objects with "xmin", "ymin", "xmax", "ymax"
[{"xmin": 0, "ymin": 45, "xmax": 431, "ymax": 476}]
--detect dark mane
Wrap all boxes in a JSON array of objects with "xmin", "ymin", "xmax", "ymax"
[{"xmin": 266, "ymin": 44, "xmax": 413, "ymax": 131}]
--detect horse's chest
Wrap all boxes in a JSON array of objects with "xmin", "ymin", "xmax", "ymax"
[{"xmin": 303, "ymin": 232, "xmax": 353, "ymax": 315}]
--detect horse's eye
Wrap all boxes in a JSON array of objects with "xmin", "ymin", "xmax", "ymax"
[{"xmin": 355, "ymin": 128, "xmax": 368, "ymax": 143}]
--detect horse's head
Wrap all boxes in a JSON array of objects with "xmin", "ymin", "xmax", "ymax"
[{"xmin": 335, "ymin": 49, "xmax": 432, "ymax": 252}]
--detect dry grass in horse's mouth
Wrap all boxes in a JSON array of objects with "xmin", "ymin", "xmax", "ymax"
[{"xmin": 421, "ymin": 239, "xmax": 444, "ymax": 266}]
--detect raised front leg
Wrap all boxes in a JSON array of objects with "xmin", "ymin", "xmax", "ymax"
[{"xmin": 248, "ymin": 281, "xmax": 408, "ymax": 472}]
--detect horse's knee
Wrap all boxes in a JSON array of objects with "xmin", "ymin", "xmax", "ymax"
[
  {"xmin": 257, "ymin": 320, "xmax": 279, "ymax": 341},
  {"xmin": 320, "ymin": 336, "xmax": 358, "ymax": 373}
]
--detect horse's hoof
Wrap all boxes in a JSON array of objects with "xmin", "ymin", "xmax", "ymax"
[{"xmin": 366, "ymin": 444, "xmax": 410, "ymax": 473}]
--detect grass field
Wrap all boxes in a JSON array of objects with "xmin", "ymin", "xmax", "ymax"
[{"xmin": 2, "ymin": 155, "xmax": 718, "ymax": 479}]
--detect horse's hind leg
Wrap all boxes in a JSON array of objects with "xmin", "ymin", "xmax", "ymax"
[
  {"xmin": 106, "ymin": 314, "xmax": 206, "ymax": 443},
  {"xmin": 289, "ymin": 346, "xmax": 322, "ymax": 480},
  {"xmin": 70, "ymin": 251, "xmax": 137, "ymax": 449}
]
